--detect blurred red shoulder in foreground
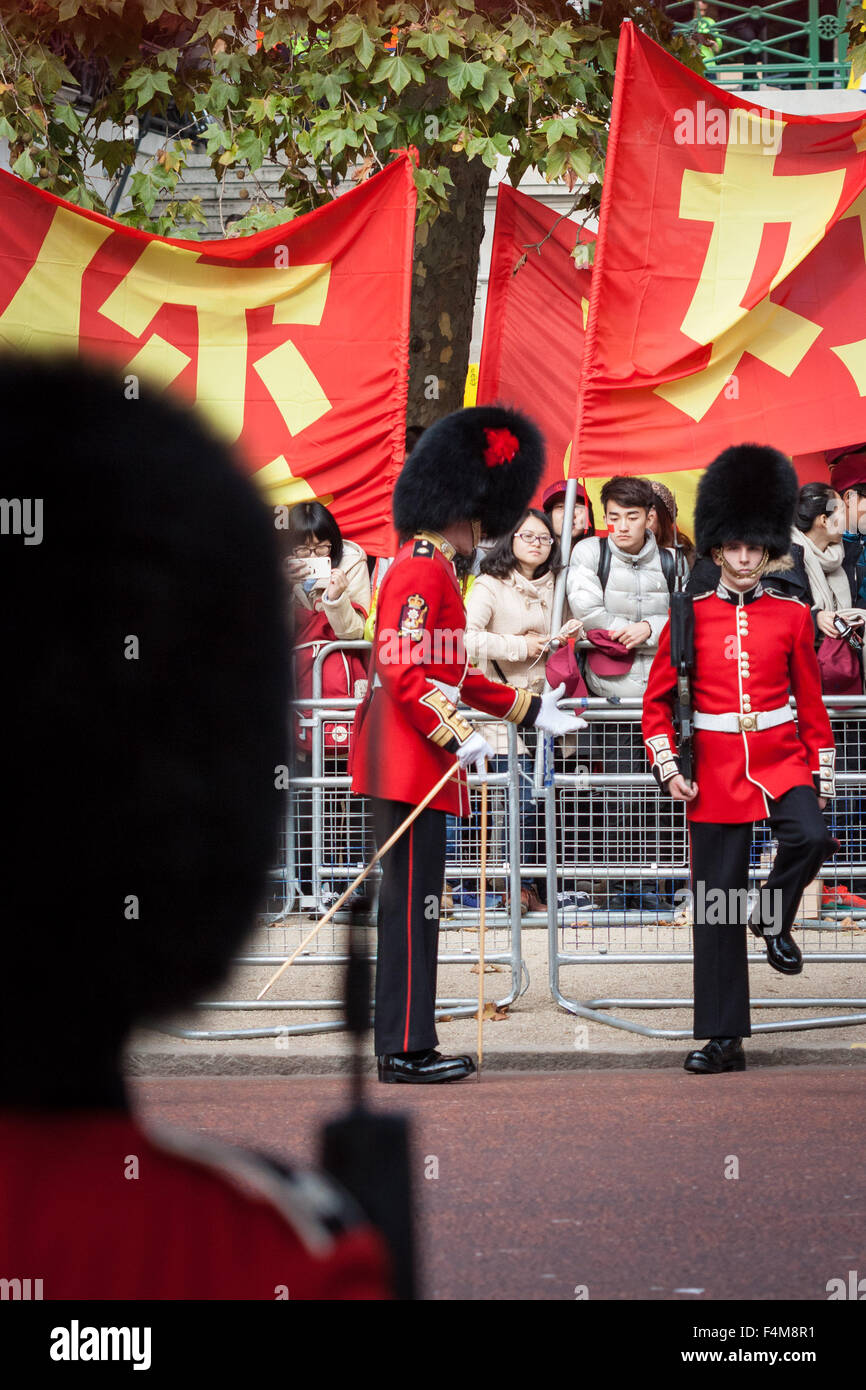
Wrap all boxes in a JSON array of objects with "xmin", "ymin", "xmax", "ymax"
[{"xmin": 0, "ymin": 1110, "xmax": 391, "ymax": 1300}]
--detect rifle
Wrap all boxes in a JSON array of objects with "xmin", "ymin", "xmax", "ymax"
[{"xmin": 668, "ymin": 540, "xmax": 695, "ymax": 786}]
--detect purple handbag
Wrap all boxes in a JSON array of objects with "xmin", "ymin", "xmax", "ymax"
[{"xmin": 817, "ymin": 636, "xmax": 862, "ymax": 695}]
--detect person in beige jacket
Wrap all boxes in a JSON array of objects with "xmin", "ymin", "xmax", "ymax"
[
  {"xmin": 283, "ymin": 501, "xmax": 371, "ymax": 640},
  {"xmin": 465, "ymin": 508, "xmax": 581, "ymax": 910},
  {"xmin": 279, "ymin": 501, "xmax": 371, "ymax": 916}
]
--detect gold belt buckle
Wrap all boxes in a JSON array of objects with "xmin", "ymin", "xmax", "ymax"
[{"xmin": 738, "ymin": 713, "xmax": 757, "ymax": 732}]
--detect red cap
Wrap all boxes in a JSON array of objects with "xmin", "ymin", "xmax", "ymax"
[
  {"xmin": 542, "ymin": 480, "xmax": 588, "ymax": 510},
  {"xmin": 827, "ymin": 444, "xmax": 866, "ymax": 494},
  {"xmin": 584, "ymin": 629, "xmax": 635, "ymax": 677}
]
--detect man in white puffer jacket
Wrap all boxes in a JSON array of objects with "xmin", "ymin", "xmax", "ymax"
[
  {"xmin": 565, "ymin": 475, "xmax": 671, "ymax": 698},
  {"xmin": 565, "ymin": 475, "xmax": 673, "ymax": 911}
]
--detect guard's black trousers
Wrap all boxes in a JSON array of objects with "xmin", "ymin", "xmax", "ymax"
[
  {"xmin": 371, "ymin": 798, "xmax": 446, "ymax": 1057},
  {"xmin": 688, "ymin": 786, "xmax": 836, "ymax": 1039}
]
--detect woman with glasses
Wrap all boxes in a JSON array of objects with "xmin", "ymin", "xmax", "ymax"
[
  {"xmin": 278, "ymin": 502, "xmax": 372, "ymax": 917},
  {"xmin": 282, "ymin": 501, "xmax": 371, "ymax": 641},
  {"xmin": 464, "ymin": 509, "xmax": 582, "ymax": 912}
]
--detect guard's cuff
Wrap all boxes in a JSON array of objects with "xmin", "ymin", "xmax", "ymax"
[
  {"xmin": 814, "ymin": 747, "xmax": 836, "ymax": 799},
  {"xmin": 646, "ymin": 734, "xmax": 680, "ymax": 790},
  {"xmin": 420, "ymin": 687, "xmax": 474, "ymax": 750},
  {"xmin": 514, "ymin": 692, "xmax": 542, "ymax": 728},
  {"xmin": 652, "ymin": 764, "xmax": 682, "ymax": 792}
]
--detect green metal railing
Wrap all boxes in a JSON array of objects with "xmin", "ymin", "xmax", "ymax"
[
  {"xmin": 662, "ymin": 1, "xmax": 853, "ymax": 90},
  {"xmin": 585, "ymin": 2, "xmax": 856, "ymax": 90}
]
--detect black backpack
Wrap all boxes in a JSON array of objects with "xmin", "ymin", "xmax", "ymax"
[{"xmin": 596, "ymin": 535, "xmax": 676, "ymax": 597}]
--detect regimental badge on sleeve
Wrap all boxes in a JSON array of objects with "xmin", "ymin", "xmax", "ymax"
[{"xmin": 398, "ymin": 594, "xmax": 428, "ymax": 641}]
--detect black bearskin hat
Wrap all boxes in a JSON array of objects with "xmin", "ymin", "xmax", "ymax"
[
  {"xmin": 694, "ymin": 444, "xmax": 798, "ymax": 560},
  {"xmin": 393, "ymin": 405, "xmax": 544, "ymax": 538},
  {"xmin": 1, "ymin": 353, "xmax": 288, "ymax": 1096}
]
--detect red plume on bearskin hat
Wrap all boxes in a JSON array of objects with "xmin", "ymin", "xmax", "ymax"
[
  {"xmin": 694, "ymin": 444, "xmax": 798, "ymax": 560},
  {"xmin": 392, "ymin": 405, "xmax": 544, "ymax": 539}
]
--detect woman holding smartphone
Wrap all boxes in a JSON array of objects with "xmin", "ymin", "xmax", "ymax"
[
  {"xmin": 283, "ymin": 501, "xmax": 371, "ymax": 640},
  {"xmin": 279, "ymin": 502, "xmax": 372, "ymax": 916}
]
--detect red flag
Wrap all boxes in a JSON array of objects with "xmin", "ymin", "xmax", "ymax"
[
  {"xmin": 0, "ymin": 157, "xmax": 416, "ymax": 554},
  {"xmin": 574, "ymin": 23, "xmax": 866, "ymax": 479},
  {"xmin": 477, "ymin": 183, "xmax": 594, "ymax": 500}
]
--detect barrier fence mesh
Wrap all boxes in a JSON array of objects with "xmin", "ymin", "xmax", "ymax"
[{"xmin": 161, "ymin": 677, "xmax": 866, "ymax": 1039}]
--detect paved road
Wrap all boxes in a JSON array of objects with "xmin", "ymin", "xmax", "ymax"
[{"xmin": 133, "ymin": 1067, "xmax": 866, "ymax": 1301}]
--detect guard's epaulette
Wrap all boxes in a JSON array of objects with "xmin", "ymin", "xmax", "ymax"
[
  {"xmin": 692, "ymin": 590, "xmax": 714, "ymax": 601},
  {"xmin": 765, "ymin": 590, "xmax": 808, "ymax": 608},
  {"xmin": 412, "ymin": 538, "xmax": 436, "ymax": 559},
  {"xmin": 146, "ymin": 1123, "xmax": 369, "ymax": 1254}
]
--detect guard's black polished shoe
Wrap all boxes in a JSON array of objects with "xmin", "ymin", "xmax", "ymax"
[
  {"xmin": 749, "ymin": 919, "xmax": 804, "ymax": 974},
  {"xmin": 377, "ymin": 1049, "xmax": 476, "ymax": 1084},
  {"xmin": 764, "ymin": 932, "xmax": 803, "ymax": 974},
  {"xmin": 683, "ymin": 1037, "xmax": 746, "ymax": 1074}
]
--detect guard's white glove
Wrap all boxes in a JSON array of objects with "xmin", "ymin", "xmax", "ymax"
[
  {"xmin": 456, "ymin": 730, "xmax": 495, "ymax": 779},
  {"xmin": 535, "ymin": 682, "xmax": 588, "ymax": 737}
]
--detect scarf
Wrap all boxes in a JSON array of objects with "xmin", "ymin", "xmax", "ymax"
[{"xmin": 791, "ymin": 527, "xmax": 851, "ymax": 613}]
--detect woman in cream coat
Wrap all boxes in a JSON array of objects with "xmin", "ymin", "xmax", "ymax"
[
  {"xmin": 284, "ymin": 501, "xmax": 371, "ymax": 640},
  {"xmin": 281, "ymin": 501, "xmax": 371, "ymax": 914},
  {"xmin": 465, "ymin": 508, "xmax": 581, "ymax": 911}
]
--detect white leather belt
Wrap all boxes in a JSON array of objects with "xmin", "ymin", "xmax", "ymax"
[{"xmin": 693, "ymin": 706, "xmax": 793, "ymax": 734}]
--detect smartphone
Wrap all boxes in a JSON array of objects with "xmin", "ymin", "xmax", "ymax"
[
  {"xmin": 304, "ymin": 557, "xmax": 331, "ymax": 583},
  {"xmin": 833, "ymin": 614, "xmax": 864, "ymax": 653}
]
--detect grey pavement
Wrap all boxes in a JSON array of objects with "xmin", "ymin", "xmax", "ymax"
[{"xmin": 126, "ymin": 913, "xmax": 866, "ymax": 1077}]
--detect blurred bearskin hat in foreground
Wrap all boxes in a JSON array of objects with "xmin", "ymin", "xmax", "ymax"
[
  {"xmin": 392, "ymin": 405, "xmax": 544, "ymax": 539},
  {"xmin": 0, "ymin": 352, "xmax": 288, "ymax": 1092},
  {"xmin": 694, "ymin": 444, "xmax": 798, "ymax": 560}
]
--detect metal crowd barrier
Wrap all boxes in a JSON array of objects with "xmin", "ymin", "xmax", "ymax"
[
  {"xmin": 546, "ymin": 696, "xmax": 866, "ymax": 1038},
  {"xmin": 163, "ymin": 641, "xmax": 526, "ymax": 1040},
  {"xmin": 161, "ymin": 642, "xmax": 866, "ymax": 1042}
]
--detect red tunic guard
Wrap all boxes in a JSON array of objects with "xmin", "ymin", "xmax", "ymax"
[
  {"xmin": 641, "ymin": 443, "xmax": 840, "ymax": 1068},
  {"xmin": 642, "ymin": 585, "xmax": 836, "ymax": 820},
  {"xmin": 350, "ymin": 531, "xmax": 538, "ymax": 817},
  {"xmin": 0, "ymin": 1110, "xmax": 389, "ymax": 1300},
  {"xmin": 351, "ymin": 403, "xmax": 585, "ymax": 1079}
]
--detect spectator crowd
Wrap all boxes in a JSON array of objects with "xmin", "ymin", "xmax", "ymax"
[{"xmin": 286, "ymin": 435, "xmax": 866, "ymax": 920}]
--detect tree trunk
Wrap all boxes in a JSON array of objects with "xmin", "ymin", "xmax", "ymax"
[{"xmin": 406, "ymin": 150, "xmax": 491, "ymax": 426}]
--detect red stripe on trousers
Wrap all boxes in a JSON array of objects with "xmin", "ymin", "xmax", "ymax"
[{"xmin": 404, "ymin": 824, "xmax": 414, "ymax": 1051}]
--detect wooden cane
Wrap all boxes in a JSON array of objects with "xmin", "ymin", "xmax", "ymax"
[
  {"xmin": 476, "ymin": 772, "xmax": 488, "ymax": 1080},
  {"xmin": 257, "ymin": 760, "xmax": 461, "ymax": 1000}
]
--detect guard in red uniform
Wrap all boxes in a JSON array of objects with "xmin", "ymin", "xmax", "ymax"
[
  {"xmin": 0, "ymin": 358, "xmax": 389, "ymax": 1299},
  {"xmin": 642, "ymin": 446, "xmax": 838, "ymax": 1074},
  {"xmin": 351, "ymin": 406, "xmax": 585, "ymax": 1082}
]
